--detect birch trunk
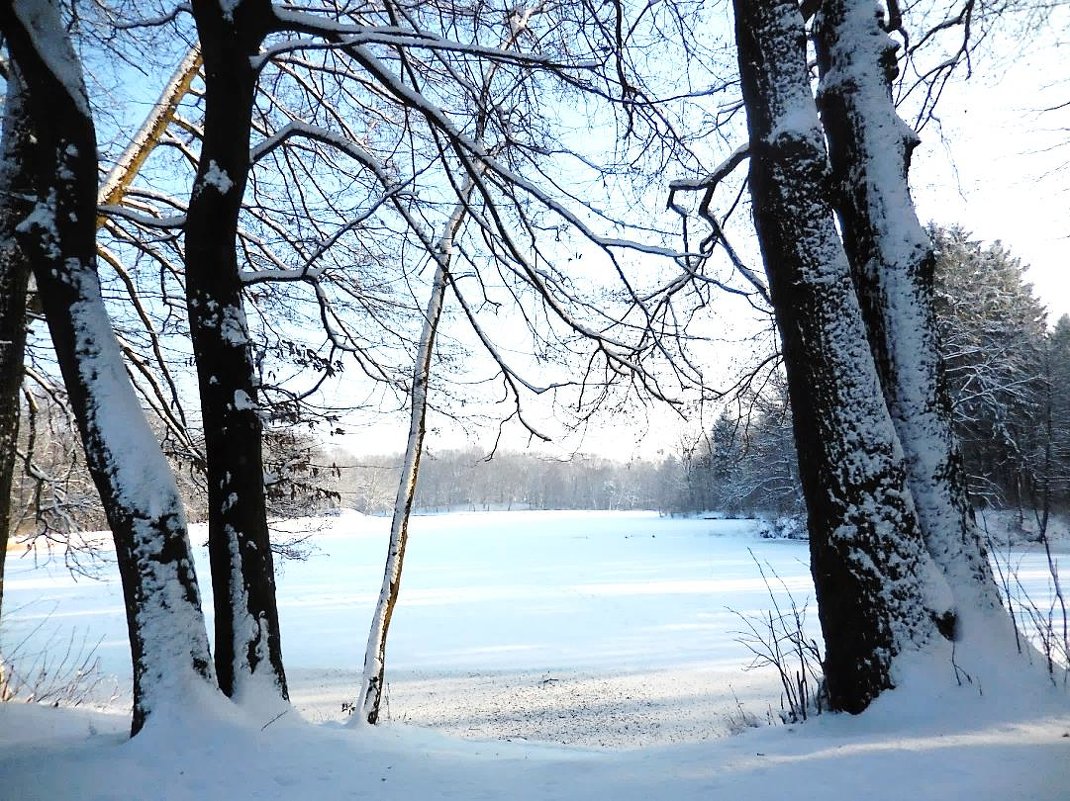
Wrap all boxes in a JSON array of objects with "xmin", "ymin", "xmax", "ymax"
[
  {"xmin": 0, "ymin": 70, "xmax": 34, "ymax": 623},
  {"xmin": 185, "ymin": 0, "xmax": 287, "ymax": 702},
  {"xmin": 732, "ymin": 0, "xmax": 952, "ymax": 712},
  {"xmin": 812, "ymin": 1, "xmax": 1004, "ymax": 638},
  {"xmin": 356, "ymin": 252, "xmax": 449, "ymax": 725},
  {"xmin": 98, "ymin": 48, "xmax": 202, "ymax": 210},
  {"xmin": 0, "ymin": 0, "xmax": 216, "ymax": 734},
  {"xmin": 355, "ymin": 8, "xmax": 536, "ymax": 723},
  {"xmin": 356, "ymin": 177, "xmax": 480, "ymax": 723}
]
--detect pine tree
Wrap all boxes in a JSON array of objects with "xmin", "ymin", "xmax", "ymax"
[
  {"xmin": 1046, "ymin": 316, "xmax": 1070, "ymax": 512},
  {"xmin": 931, "ymin": 226, "xmax": 1048, "ymax": 511}
]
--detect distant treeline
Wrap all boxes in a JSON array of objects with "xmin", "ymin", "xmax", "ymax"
[{"xmin": 330, "ymin": 448, "xmax": 688, "ymax": 515}]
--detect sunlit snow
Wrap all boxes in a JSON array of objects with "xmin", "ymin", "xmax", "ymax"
[{"xmin": 2, "ymin": 510, "xmax": 1068, "ymax": 800}]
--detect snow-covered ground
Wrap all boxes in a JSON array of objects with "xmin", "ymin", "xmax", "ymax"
[
  {"xmin": 4, "ymin": 511, "xmax": 813, "ymax": 687},
  {"xmin": 2, "ymin": 510, "xmax": 1069, "ymax": 800}
]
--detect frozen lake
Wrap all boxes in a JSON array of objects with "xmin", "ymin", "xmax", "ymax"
[{"xmin": 2, "ymin": 510, "xmax": 1065, "ymax": 689}]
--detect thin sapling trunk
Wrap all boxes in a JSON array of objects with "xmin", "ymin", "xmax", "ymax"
[{"xmin": 356, "ymin": 193, "xmax": 468, "ymax": 725}]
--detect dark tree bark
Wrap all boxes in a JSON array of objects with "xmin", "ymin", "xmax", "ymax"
[
  {"xmin": 0, "ymin": 0, "xmax": 215, "ymax": 734},
  {"xmin": 812, "ymin": 0, "xmax": 1004, "ymax": 634},
  {"xmin": 732, "ymin": 0, "xmax": 951, "ymax": 712},
  {"xmin": 185, "ymin": 0, "xmax": 287, "ymax": 700},
  {"xmin": 0, "ymin": 69, "xmax": 34, "ymax": 620}
]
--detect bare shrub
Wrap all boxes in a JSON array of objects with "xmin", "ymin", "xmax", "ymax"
[
  {"xmin": 1, "ymin": 611, "xmax": 117, "ymax": 706},
  {"xmin": 983, "ymin": 513, "xmax": 1070, "ymax": 682},
  {"xmin": 731, "ymin": 551, "xmax": 826, "ymax": 723}
]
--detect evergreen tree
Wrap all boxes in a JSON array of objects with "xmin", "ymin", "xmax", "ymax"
[
  {"xmin": 701, "ymin": 382, "xmax": 802, "ymax": 518},
  {"xmin": 931, "ymin": 226, "xmax": 1048, "ymax": 510},
  {"xmin": 1042, "ymin": 315, "xmax": 1070, "ymax": 515}
]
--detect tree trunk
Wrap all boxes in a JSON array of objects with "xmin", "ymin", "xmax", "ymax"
[
  {"xmin": 98, "ymin": 48, "xmax": 202, "ymax": 210},
  {"xmin": 356, "ymin": 262, "xmax": 445, "ymax": 725},
  {"xmin": 357, "ymin": 187, "xmax": 474, "ymax": 722},
  {"xmin": 812, "ymin": 1, "xmax": 1004, "ymax": 633},
  {"xmin": 0, "ymin": 69, "xmax": 34, "ymax": 622},
  {"xmin": 732, "ymin": 0, "xmax": 952, "ymax": 712},
  {"xmin": 0, "ymin": 0, "xmax": 216, "ymax": 734},
  {"xmin": 185, "ymin": 0, "xmax": 287, "ymax": 701},
  {"xmin": 355, "ymin": 7, "xmax": 529, "ymax": 719}
]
